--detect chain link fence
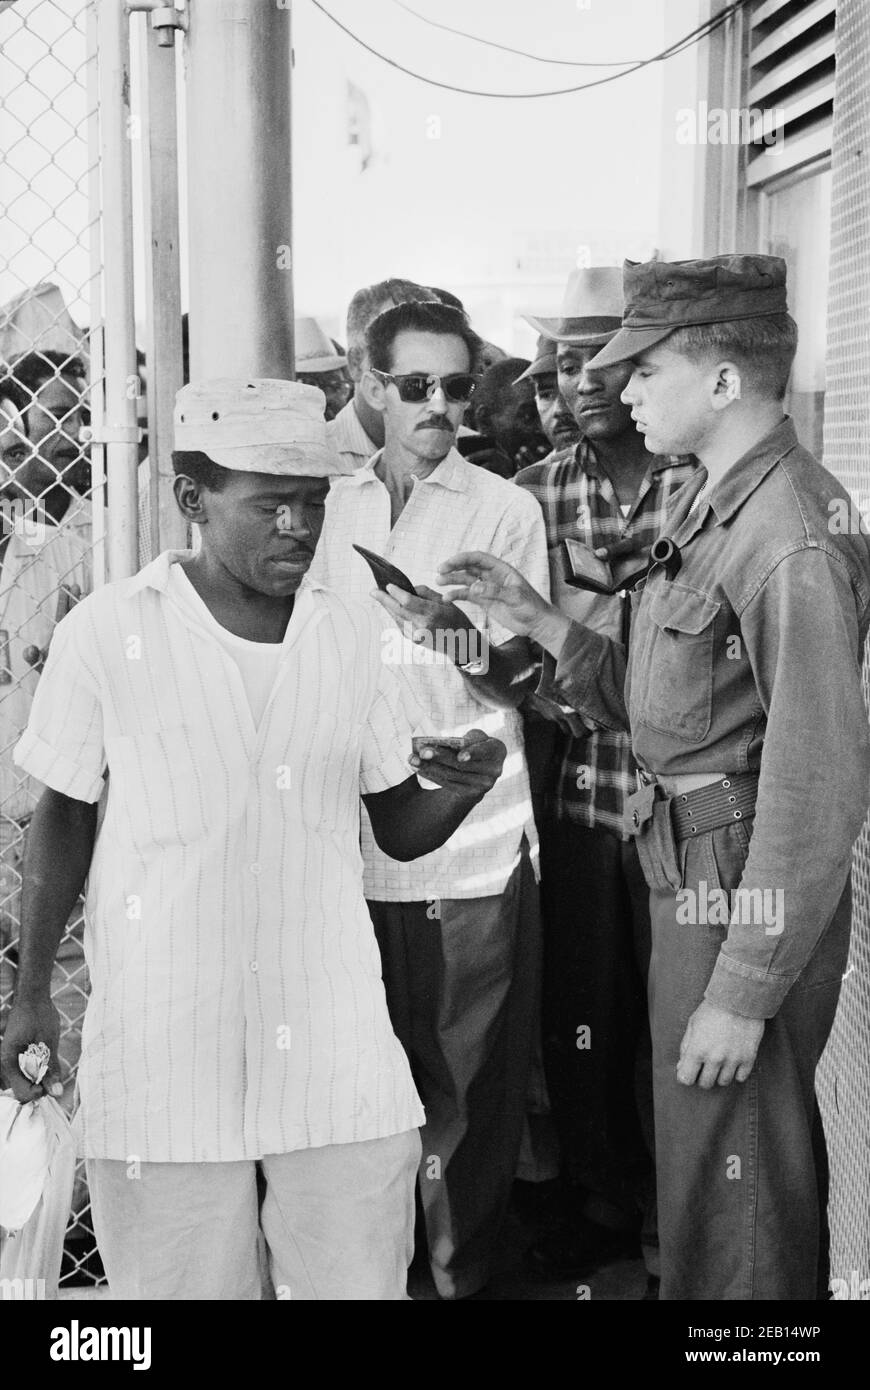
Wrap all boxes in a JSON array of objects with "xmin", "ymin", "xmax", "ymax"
[{"xmin": 1, "ymin": 0, "xmax": 106, "ymax": 1287}]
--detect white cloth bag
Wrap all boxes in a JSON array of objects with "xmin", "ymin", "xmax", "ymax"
[{"xmin": 0, "ymin": 1093, "xmax": 76, "ymax": 1299}]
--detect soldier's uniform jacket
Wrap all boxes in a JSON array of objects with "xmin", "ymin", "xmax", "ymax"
[{"xmin": 538, "ymin": 415, "xmax": 870, "ymax": 1018}]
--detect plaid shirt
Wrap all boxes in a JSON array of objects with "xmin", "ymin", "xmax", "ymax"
[{"xmin": 516, "ymin": 441, "xmax": 697, "ymax": 837}]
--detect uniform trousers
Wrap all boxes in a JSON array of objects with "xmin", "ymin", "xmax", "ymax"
[
  {"xmin": 644, "ymin": 813, "xmax": 849, "ymax": 1300},
  {"xmin": 86, "ymin": 1128, "xmax": 421, "ymax": 1300},
  {"xmin": 369, "ymin": 842, "xmax": 540, "ymax": 1300}
]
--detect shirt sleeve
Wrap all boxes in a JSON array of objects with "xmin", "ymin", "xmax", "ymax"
[
  {"xmin": 13, "ymin": 599, "xmax": 107, "ymax": 803},
  {"xmin": 359, "ymin": 624, "xmax": 424, "ymax": 795},
  {"xmin": 535, "ymin": 619, "xmax": 630, "ymax": 732},
  {"xmin": 705, "ymin": 546, "xmax": 870, "ymax": 1017}
]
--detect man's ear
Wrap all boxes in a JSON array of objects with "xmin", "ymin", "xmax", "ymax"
[
  {"xmin": 173, "ymin": 473, "xmax": 209, "ymax": 525},
  {"xmin": 711, "ymin": 361, "xmax": 742, "ymax": 411},
  {"xmin": 360, "ymin": 368, "xmax": 387, "ymax": 416},
  {"xmin": 474, "ymin": 402, "xmax": 493, "ymax": 433}
]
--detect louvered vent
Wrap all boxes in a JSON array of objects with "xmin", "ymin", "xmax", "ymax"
[{"xmin": 746, "ymin": 0, "xmax": 836, "ymax": 184}]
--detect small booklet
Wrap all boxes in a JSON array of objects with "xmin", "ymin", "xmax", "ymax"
[
  {"xmin": 562, "ymin": 538, "xmax": 649, "ymax": 596},
  {"xmin": 352, "ymin": 544, "xmax": 417, "ymax": 595}
]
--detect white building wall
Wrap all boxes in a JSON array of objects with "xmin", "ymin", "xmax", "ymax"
[{"xmin": 290, "ymin": 0, "xmax": 669, "ymax": 353}]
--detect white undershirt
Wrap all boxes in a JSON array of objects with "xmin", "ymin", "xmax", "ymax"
[
  {"xmin": 168, "ymin": 565, "xmax": 284, "ymax": 726},
  {"xmin": 619, "ymin": 503, "xmax": 631, "ymax": 518}
]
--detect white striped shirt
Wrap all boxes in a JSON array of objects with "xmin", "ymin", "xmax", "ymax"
[
  {"xmin": 309, "ymin": 447, "xmax": 551, "ymax": 899},
  {"xmin": 14, "ymin": 550, "xmax": 424, "ymax": 1162}
]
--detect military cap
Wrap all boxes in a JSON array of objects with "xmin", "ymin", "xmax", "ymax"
[{"xmin": 587, "ymin": 254, "xmax": 789, "ymax": 368}]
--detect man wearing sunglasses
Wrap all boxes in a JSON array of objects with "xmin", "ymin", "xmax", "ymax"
[
  {"xmin": 310, "ymin": 300, "xmax": 550, "ymax": 1300},
  {"xmin": 328, "ymin": 278, "xmax": 440, "ymax": 472}
]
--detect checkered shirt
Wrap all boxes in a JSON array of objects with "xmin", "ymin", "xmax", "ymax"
[{"xmin": 516, "ymin": 440, "xmax": 697, "ymax": 837}]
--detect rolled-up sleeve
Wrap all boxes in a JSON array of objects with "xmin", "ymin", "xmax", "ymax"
[
  {"xmin": 13, "ymin": 601, "xmax": 106, "ymax": 803},
  {"xmin": 705, "ymin": 546, "xmax": 870, "ymax": 1017}
]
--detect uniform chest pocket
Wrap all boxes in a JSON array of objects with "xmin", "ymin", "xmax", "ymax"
[
  {"xmin": 105, "ymin": 724, "xmax": 212, "ymax": 850},
  {"xmin": 635, "ymin": 584, "xmax": 720, "ymax": 743}
]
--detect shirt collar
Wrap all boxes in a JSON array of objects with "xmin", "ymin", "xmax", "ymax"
[
  {"xmin": 356, "ymin": 445, "xmax": 471, "ymax": 494},
  {"xmin": 575, "ymin": 436, "xmax": 692, "ymax": 482},
  {"xmin": 705, "ymin": 415, "xmax": 797, "ymax": 525},
  {"xmin": 124, "ymin": 549, "xmax": 191, "ymax": 594},
  {"xmin": 327, "ymin": 399, "xmax": 377, "ymax": 459}
]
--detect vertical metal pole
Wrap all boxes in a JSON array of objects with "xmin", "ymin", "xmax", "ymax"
[
  {"xmin": 137, "ymin": 12, "xmax": 187, "ymax": 554},
  {"xmin": 85, "ymin": 0, "xmax": 106, "ymax": 588},
  {"xmin": 183, "ymin": 0, "xmax": 294, "ymax": 380},
  {"xmin": 97, "ymin": 0, "xmax": 139, "ymax": 580}
]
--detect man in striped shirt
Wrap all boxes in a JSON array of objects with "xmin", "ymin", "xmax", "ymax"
[
  {"xmin": 0, "ymin": 378, "xmax": 507, "ymax": 1301},
  {"xmin": 516, "ymin": 269, "xmax": 697, "ymax": 1284}
]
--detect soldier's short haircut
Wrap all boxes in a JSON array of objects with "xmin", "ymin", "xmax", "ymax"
[{"xmin": 665, "ymin": 313, "xmax": 798, "ymax": 401}]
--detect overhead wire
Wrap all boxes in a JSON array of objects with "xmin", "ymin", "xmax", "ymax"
[
  {"xmin": 387, "ymin": 0, "xmax": 645, "ymax": 66},
  {"xmin": 308, "ymin": 0, "xmax": 752, "ymax": 100}
]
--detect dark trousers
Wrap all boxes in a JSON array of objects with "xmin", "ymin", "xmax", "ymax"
[
  {"xmin": 539, "ymin": 818, "xmax": 656, "ymax": 1250},
  {"xmin": 368, "ymin": 843, "xmax": 540, "ymax": 1300},
  {"xmin": 646, "ymin": 816, "xmax": 848, "ymax": 1300}
]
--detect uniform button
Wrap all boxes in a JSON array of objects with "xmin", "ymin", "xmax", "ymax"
[
  {"xmin": 249, "ymin": 863, "xmax": 261, "ymax": 876},
  {"xmin": 631, "ymin": 810, "xmax": 639, "ymax": 827},
  {"xmin": 250, "ymin": 960, "xmax": 259, "ymax": 973}
]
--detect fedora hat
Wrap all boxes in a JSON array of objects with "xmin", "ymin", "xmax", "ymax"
[
  {"xmin": 294, "ymin": 317, "xmax": 347, "ymax": 374},
  {"xmin": 524, "ymin": 267, "xmax": 624, "ymax": 347}
]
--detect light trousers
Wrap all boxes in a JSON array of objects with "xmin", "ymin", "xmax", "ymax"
[{"xmin": 86, "ymin": 1128, "xmax": 421, "ymax": 1300}]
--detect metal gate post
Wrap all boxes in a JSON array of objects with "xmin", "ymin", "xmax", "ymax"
[
  {"xmin": 134, "ymin": 7, "xmax": 188, "ymax": 554},
  {"xmin": 97, "ymin": 0, "xmax": 140, "ymax": 580},
  {"xmin": 183, "ymin": 0, "xmax": 295, "ymax": 381}
]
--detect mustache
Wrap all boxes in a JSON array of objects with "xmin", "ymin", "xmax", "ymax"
[{"xmin": 416, "ymin": 416, "xmax": 453, "ymax": 430}]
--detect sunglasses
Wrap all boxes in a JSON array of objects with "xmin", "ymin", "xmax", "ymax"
[{"xmin": 371, "ymin": 369, "xmax": 477, "ymax": 404}]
